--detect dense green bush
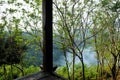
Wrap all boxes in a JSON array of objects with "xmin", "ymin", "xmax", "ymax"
[
  {"xmin": 24, "ymin": 65, "xmax": 40, "ymax": 75},
  {"xmin": 56, "ymin": 65, "xmax": 98, "ymax": 80},
  {"xmin": 56, "ymin": 66, "xmax": 69, "ymax": 79},
  {"xmin": 0, "ymin": 65, "xmax": 40, "ymax": 80},
  {"xmin": 0, "ymin": 64, "xmax": 112, "ymax": 80},
  {"xmin": 0, "ymin": 27, "xmax": 27, "ymax": 65}
]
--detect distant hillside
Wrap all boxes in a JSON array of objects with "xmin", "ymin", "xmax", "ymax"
[
  {"xmin": 22, "ymin": 32, "xmax": 97, "ymax": 67},
  {"xmin": 22, "ymin": 32, "xmax": 65, "ymax": 67}
]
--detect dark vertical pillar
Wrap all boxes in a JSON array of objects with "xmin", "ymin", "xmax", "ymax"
[{"xmin": 42, "ymin": 0, "xmax": 53, "ymax": 72}]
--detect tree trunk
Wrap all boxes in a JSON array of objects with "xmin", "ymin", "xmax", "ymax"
[
  {"xmin": 111, "ymin": 56, "xmax": 117, "ymax": 80},
  {"xmin": 63, "ymin": 49, "xmax": 71, "ymax": 80},
  {"xmin": 72, "ymin": 48, "xmax": 76, "ymax": 80},
  {"xmin": 81, "ymin": 56, "xmax": 85, "ymax": 80},
  {"xmin": 3, "ymin": 65, "xmax": 7, "ymax": 79}
]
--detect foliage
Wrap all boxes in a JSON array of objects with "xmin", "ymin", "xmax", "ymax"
[
  {"xmin": 0, "ymin": 65, "xmax": 40, "ymax": 80},
  {"xmin": 0, "ymin": 26, "xmax": 27, "ymax": 65},
  {"xmin": 0, "ymin": 0, "xmax": 120, "ymax": 80},
  {"xmin": 56, "ymin": 65, "xmax": 98, "ymax": 80},
  {"xmin": 90, "ymin": 0, "xmax": 120, "ymax": 79},
  {"xmin": 24, "ymin": 65, "xmax": 40, "ymax": 75},
  {"xmin": 56, "ymin": 66, "xmax": 68, "ymax": 79},
  {"xmin": 53, "ymin": 0, "xmax": 99, "ymax": 79}
]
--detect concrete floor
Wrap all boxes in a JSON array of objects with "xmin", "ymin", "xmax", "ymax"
[{"xmin": 14, "ymin": 71, "xmax": 66, "ymax": 80}]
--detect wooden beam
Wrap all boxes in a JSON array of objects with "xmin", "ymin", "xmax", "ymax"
[{"xmin": 42, "ymin": 0, "xmax": 53, "ymax": 72}]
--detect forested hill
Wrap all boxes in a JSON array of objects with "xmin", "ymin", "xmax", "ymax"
[
  {"xmin": 22, "ymin": 32, "xmax": 66, "ymax": 67},
  {"xmin": 22, "ymin": 32, "xmax": 96, "ymax": 67}
]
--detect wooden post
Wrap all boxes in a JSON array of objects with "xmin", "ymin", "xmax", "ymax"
[{"xmin": 42, "ymin": 0, "xmax": 53, "ymax": 72}]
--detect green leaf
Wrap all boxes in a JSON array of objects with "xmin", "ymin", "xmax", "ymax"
[
  {"xmin": 111, "ymin": 1, "xmax": 120, "ymax": 12},
  {"xmin": 9, "ymin": 8, "xmax": 17, "ymax": 13},
  {"xmin": 101, "ymin": 0, "xmax": 110, "ymax": 7},
  {"xmin": 35, "ymin": 0, "xmax": 42, "ymax": 6},
  {"xmin": 28, "ymin": 13, "xmax": 36, "ymax": 19},
  {"xmin": 84, "ymin": 0, "xmax": 89, "ymax": 4},
  {"xmin": 8, "ymin": 0, "xmax": 16, "ymax": 4},
  {"xmin": 24, "ymin": 0, "xmax": 29, "ymax": 3}
]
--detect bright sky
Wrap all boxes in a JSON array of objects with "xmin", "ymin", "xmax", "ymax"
[
  {"xmin": 0, "ymin": 0, "xmax": 42, "ymax": 31},
  {"xmin": 0, "ymin": 0, "xmax": 101, "ymax": 31}
]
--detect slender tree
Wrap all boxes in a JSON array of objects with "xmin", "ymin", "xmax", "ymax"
[{"xmin": 53, "ymin": 0, "xmax": 97, "ymax": 79}]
